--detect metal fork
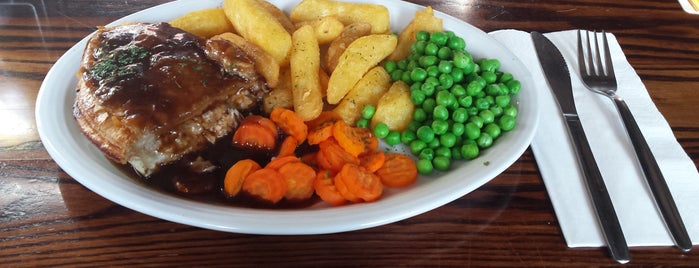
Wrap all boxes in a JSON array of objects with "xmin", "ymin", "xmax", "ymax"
[{"xmin": 577, "ymin": 30, "xmax": 692, "ymax": 252}]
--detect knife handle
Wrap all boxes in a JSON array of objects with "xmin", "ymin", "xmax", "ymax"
[
  {"xmin": 613, "ymin": 98, "xmax": 692, "ymax": 251},
  {"xmin": 565, "ymin": 115, "xmax": 630, "ymax": 263}
]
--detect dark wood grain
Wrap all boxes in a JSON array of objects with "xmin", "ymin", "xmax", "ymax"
[{"xmin": 1, "ymin": 0, "xmax": 698, "ymax": 266}]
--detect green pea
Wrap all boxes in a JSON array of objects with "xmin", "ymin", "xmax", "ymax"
[
  {"xmin": 485, "ymin": 84, "xmax": 502, "ymax": 96},
  {"xmin": 433, "ymin": 156, "xmax": 451, "ymax": 171},
  {"xmin": 432, "ymin": 120, "xmax": 449, "ymax": 135},
  {"xmin": 420, "ymin": 82, "xmax": 436, "ymax": 97},
  {"xmin": 410, "ymin": 140, "xmax": 427, "ymax": 155},
  {"xmin": 469, "ymin": 115, "xmax": 484, "ymax": 128},
  {"xmin": 410, "ymin": 81, "xmax": 423, "ymax": 92},
  {"xmin": 506, "ymin": 79, "xmax": 521, "ymax": 94},
  {"xmin": 361, "ymin": 104, "xmax": 376, "ymax": 119},
  {"xmin": 432, "ymin": 105, "xmax": 449, "ymax": 121},
  {"xmin": 397, "ymin": 59, "xmax": 408, "ymax": 69},
  {"xmin": 356, "ymin": 118, "xmax": 369, "ymax": 128},
  {"xmin": 460, "ymin": 143, "xmax": 480, "ymax": 160},
  {"xmin": 373, "ymin": 122, "xmax": 390, "ymax": 138},
  {"xmin": 408, "ymin": 121, "xmax": 421, "ymax": 132},
  {"xmin": 458, "ymin": 95, "xmax": 473, "ymax": 107},
  {"xmin": 481, "ymin": 71, "xmax": 497, "ymax": 84},
  {"xmin": 419, "ymin": 55, "xmax": 438, "ymax": 67},
  {"xmin": 436, "ymin": 90, "xmax": 454, "ymax": 107},
  {"xmin": 480, "ymin": 59, "xmax": 500, "ymax": 72},
  {"xmin": 416, "ymin": 30, "xmax": 430, "ymax": 41},
  {"xmin": 422, "ymin": 98, "xmax": 436, "ymax": 112},
  {"xmin": 410, "ymin": 67, "xmax": 428, "ymax": 82},
  {"xmin": 452, "ymin": 108, "xmax": 468, "ymax": 123},
  {"xmin": 466, "ymin": 80, "xmax": 483, "ymax": 96},
  {"xmin": 419, "ymin": 148, "xmax": 435, "ymax": 160},
  {"xmin": 450, "ymin": 67, "xmax": 464, "ymax": 83},
  {"xmin": 464, "ymin": 122, "xmax": 481, "ymax": 140},
  {"xmin": 413, "ymin": 108, "xmax": 427, "ymax": 122},
  {"xmin": 451, "ymin": 84, "xmax": 467, "ymax": 97},
  {"xmin": 439, "ymin": 133, "xmax": 457, "ymax": 148},
  {"xmin": 447, "ymin": 35, "xmax": 466, "ymax": 50},
  {"xmin": 489, "ymin": 106, "xmax": 503, "ymax": 117},
  {"xmin": 438, "ymin": 60, "xmax": 453, "ymax": 73},
  {"xmin": 385, "ymin": 131, "xmax": 401, "ymax": 146},
  {"xmin": 437, "ymin": 47, "xmax": 452, "ymax": 59},
  {"xmin": 495, "ymin": 95, "xmax": 511, "ymax": 108},
  {"xmin": 406, "ymin": 60, "xmax": 419, "ymax": 70},
  {"xmin": 479, "ymin": 109, "xmax": 495, "ymax": 124},
  {"xmin": 451, "ymin": 122, "xmax": 465, "ymax": 136},
  {"xmin": 416, "ymin": 159, "xmax": 433, "ymax": 174},
  {"xmin": 401, "ymin": 130, "xmax": 417, "ymax": 144},
  {"xmin": 475, "ymin": 98, "xmax": 490, "ymax": 110},
  {"xmin": 438, "ymin": 73, "xmax": 454, "ymax": 89},
  {"xmin": 484, "ymin": 123, "xmax": 501, "ymax": 139},
  {"xmin": 499, "ymin": 72, "xmax": 514, "ymax": 83},
  {"xmin": 503, "ymin": 105, "xmax": 518, "ymax": 118},
  {"xmin": 435, "ymin": 146, "xmax": 452, "ymax": 158},
  {"xmin": 460, "ymin": 59, "xmax": 476, "ymax": 75},
  {"xmin": 430, "ymin": 31, "xmax": 448, "ymax": 46},
  {"xmin": 384, "ymin": 60, "xmax": 397, "ymax": 73},
  {"xmin": 401, "ymin": 70, "xmax": 412, "ymax": 84},
  {"xmin": 499, "ymin": 115, "xmax": 516, "ymax": 131},
  {"xmin": 424, "ymin": 42, "xmax": 439, "ymax": 56},
  {"xmin": 412, "ymin": 40, "xmax": 427, "ymax": 55},
  {"xmin": 416, "ymin": 125, "xmax": 435, "ymax": 142},
  {"xmin": 390, "ymin": 69, "xmax": 403, "ymax": 82},
  {"xmin": 411, "ymin": 90, "xmax": 427, "ymax": 106},
  {"xmin": 476, "ymin": 133, "xmax": 493, "ymax": 148},
  {"xmin": 451, "ymin": 147, "xmax": 463, "ymax": 160},
  {"xmin": 427, "ymin": 137, "xmax": 441, "ymax": 148}
]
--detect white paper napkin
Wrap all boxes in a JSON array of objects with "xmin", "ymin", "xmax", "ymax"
[{"xmin": 488, "ymin": 29, "xmax": 699, "ymax": 247}]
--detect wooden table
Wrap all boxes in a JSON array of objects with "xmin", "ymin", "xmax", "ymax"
[{"xmin": 2, "ymin": 0, "xmax": 698, "ymax": 266}]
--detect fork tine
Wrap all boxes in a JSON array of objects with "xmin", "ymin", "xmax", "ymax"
[
  {"xmin": 584, "ymin": 31, "xmax": 596, "ymax": 76},
  {"xmin": 577, "ymin": 30, "xmax": 588, "ymax": 76},
  {"xmin": 601, "ymin": 30, "xmax": 616, "ymax": 80}
]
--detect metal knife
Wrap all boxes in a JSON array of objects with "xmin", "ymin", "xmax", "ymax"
[{"xmin": 531, "ymin": 31, "xmax": 630, "ymax": 264}]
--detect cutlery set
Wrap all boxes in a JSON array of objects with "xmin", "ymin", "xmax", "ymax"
[{"xmin": 531, "ymin": 31, "xmax": 691, "ymax": 263}]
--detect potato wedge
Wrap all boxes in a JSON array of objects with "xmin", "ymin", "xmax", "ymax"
[
  {"xmin": 326, "ymin": 34, "xmax": 397, "ymax": 104},
  {"xmin": 324, "ymin": 22, "xmax": 372, "ymax": 73},
  {"xmin": 256, "ymin": 0, "xmax": 296, "ymax": 34},
  {"xmin": 290, "ymin": 25, "xmax": 323, "ymax": 121},
  {"xmin": 263, "ymin": 67, "xmax": 294, "ymax": 114},
  {"xmin": 210, "ymin": 32, "xmax": 280, "ymax": 88},
  {"xmin": 371, "ymin": 81, "xmax": 414, "ymax": 131},
  {"xmin": 224, "ymin": 0, "xmax": 292, "ymax": 65},
  {"xmin": 295, "ymin": 16, "xmax": 344, "ymax": 45},
  {"xmin": 169, "ymin": 8, "xmax": 235, "ymax": 38},
  {"xmin": 388, "ymin": 6, "xmax": 443, "ymax": 61},
  {"xmin": 333, "ymin": 66, "xmax": 391, "ymax": 125},
  {"xmin": 290, "ymin": 0, "xmax": 389, "ymax": 34}
]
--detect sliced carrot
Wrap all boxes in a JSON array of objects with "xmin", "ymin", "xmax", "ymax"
[
  {"xmin": 266, "ymin": 155, "xmax": 301, "ymax": 170},
  {"xmin": 316, "ymin": 138, "xmax": 359, "ymax": 173},
  {"xmin": 270, "ymin": 107, "xmax": 308, "ymax": 142},
  {"xmin": 355, "ymin": 127, "xmax": 379, "ymax": 155},
  {"xmin": 277, "ymin": 161, "xmax": 316, "ymax": 201},
  {"xmin": 307, "ymin": 120, "xmax": 335, "ymax": 145},
  {"xmin": 313, "ymin": 170, "xmax": 346, "ymax": 206},
  {"xmin": 232, "ymin": 116, "xmax": 279, "ymax": 150},
  {"xmin": 359, "ymin": 150, "xmax": 386, "ymax": 173},
  {"xmin": 223, "ymin": 159, "xmax": 261, "ymax": 197},
  {"xmin": 335, "ymin": 163, "xmax": 383, "ymax": 202},
  {"xmin": 375, "ymin": 154, "xmax": 418, "ymax": 188},
  {"xmin": 306, "ymin": 111, "xmax": 342, "ymax": 131},
  {"xmin": 277, "ymin": 136, "xmax": 299, "ymax": 157},
  {"xmin": 332, "ymin": 120, "xmax": 366, "ymax": 157},
  {"xmin": 242, "ymin": 168, "xmax": 287, "ymax": 204}
]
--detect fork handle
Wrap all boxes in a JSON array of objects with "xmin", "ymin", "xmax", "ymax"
[{"xmin": 613, "ymin": 97, "xmax": 693, "ymax": 251}]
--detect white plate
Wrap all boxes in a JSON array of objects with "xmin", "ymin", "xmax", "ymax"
[{"xmin": 36, "ymin": 0, "xmax": 539, "ymax": 234}]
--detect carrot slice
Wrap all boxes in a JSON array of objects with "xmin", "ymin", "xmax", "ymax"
[
  {"xmin": 306, "ymin": 111, "xmax": 341, "ymax": 131},
  {"xmin": 313, "ymin": 170, "xmax": 346, "ymax": 206},
  {"xmin": 278, "ymin": 161, "xmax": 316, "ymax": 201},
  {"xmin": 232, "ymin": 115, "xmax": 279, "ymax": 150},
  {"xmin": 316, "ymin": 138, "xmax": 359, "ymax": 173},
  {"xmin": 332, "ymin": 120, "xmax": 365, "ymax": 157},
  {"xmin": 223, "ymin": 159, "xmax": 261, "ymax": 197},
  {"xmin": 270, "ymin": 107, "xmax": 308, "ymax": 142},
  {"xmin": 359, "ymin": 150, "xmax": 385, "ymax": 173},
  {"xmin": 266, "ymin": 155, "xmax": 301, "ymax": 170},
  {"xmin": 335, "ymin": 163, "xmax": 383, "ymax": 202},
  {"xmin": 277, "ymin": 136, "xmax": 299, "ymax": 157},
  {"xmin": 306, "ymin": 111, "xmax": 341, "ymax": 145},
  {"xmin": 242, "ymin": 168, "xmax": 287, "ymax": 204},
  {"xmin": 375, "ymin": 154, "xmax": 418, "ymax": 188},
  {"xmin": 355, "ymin": 127, "xmax": 379, "ymax": 155}
]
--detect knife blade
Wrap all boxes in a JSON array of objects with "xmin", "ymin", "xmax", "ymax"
[{"xmin": 531, "ymin": 31, "xmax": 630, "ymax": 263}]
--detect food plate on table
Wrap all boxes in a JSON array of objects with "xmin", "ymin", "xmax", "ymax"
[{"xmin": 35, "ymin": 0, "xmax": 539, "ymax": 234}]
